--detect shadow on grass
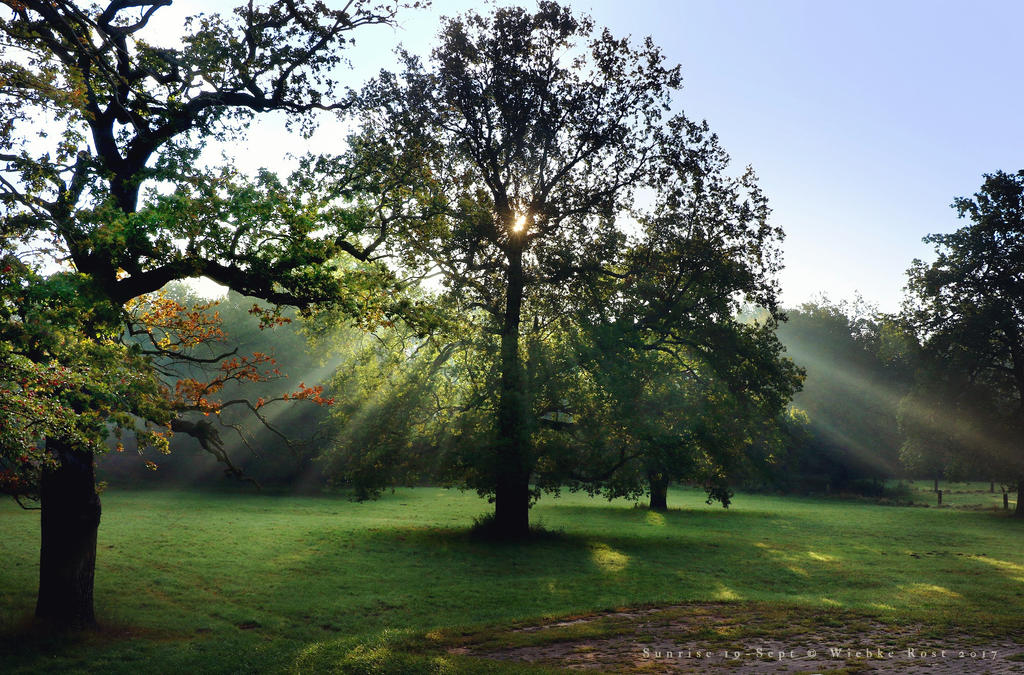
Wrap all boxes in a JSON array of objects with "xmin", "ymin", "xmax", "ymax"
[
  {"xmin": 3, "ymin": 493, "xmax": 1022, "ymax": 673},
  {"xmin": 294, "ymin": 504, "xmax": 1024, "ymax": 628},
  {"xmin": 0, "ymin": 616, "xmax": 188, "ymax": 674},
  {"xmin": 466, "ymin": 512, "xmax": 569, "ymax": 543},
  {"xmin": 538, "ymin": 502, "xmax": 785, "ymax": 520}
]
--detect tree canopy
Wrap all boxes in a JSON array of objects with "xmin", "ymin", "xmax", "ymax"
[
  {"xmin": 310, "ymin": 2, "xmax": 801, "ymax": 530},
  {"xmin": 0, "ymin": 0, "xmax": 411, "ymax": 626},
  {"xmin": 326, "ymin": 2, "xmax": 687, "ymax": 537},
  {"xmin": 902, "ymin": 170, "xmax": 1024, "ymax": 514}
]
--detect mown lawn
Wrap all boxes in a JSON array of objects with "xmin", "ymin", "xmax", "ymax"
[
  {"xmin": 903, "ymin": 479, "xmax": 1017, "ymax": 509},
  {"xmin": 1, "ymin": 486, "xmax": 1021, "ymax": 673}
]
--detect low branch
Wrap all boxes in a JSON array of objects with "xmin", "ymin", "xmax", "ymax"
[{"xmin": 169, "ymin": 417, "xmax": 261, "ymax": 488}]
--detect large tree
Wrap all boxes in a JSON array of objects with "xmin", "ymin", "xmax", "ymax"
[
  {"xmin": 903, "ymin": 170, "xmax": 1024, "ymax": 515},
  {"xmin": 320, "ymin": 3, "xmax": 802, "ymax": 535},
  {"xmin": 342, "ymin": 2, "xmax": 682, "ymax": 537},
  {"xmin": 0, "ymin": 0, "xmax": 409, "ymax": 626}
]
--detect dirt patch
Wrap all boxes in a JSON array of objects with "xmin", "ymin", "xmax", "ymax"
[{"xmin": 455, "ymin": 604, "xmax": 1024, "ymax": 673}]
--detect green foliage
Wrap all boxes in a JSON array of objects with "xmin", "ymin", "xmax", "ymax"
[
  {"xmin": 314, "ymin": 3, "xmax": 801, "ymax": 518},
  {"xmin": 550, "ymin": 114, "xmax": 802, "ymax": 506},
  {"xmin": 774, "ymin": 298, "xmax": 914, "ymax": 492},
  {"xmin": 902, "ymin": 170, "xmax": 1024, "ymax": 494},
  {"xmin": 0, "ymin": 257, "xmax": 172, "ymax": 499},
  {"xmin": 0, "ymin": 0, "xmax": 413, "ymax": 488}
]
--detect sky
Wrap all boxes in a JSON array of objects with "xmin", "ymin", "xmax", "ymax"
[{"xmin": 146, "ymin": 0, "xmax": 1024, "ymax": 312}]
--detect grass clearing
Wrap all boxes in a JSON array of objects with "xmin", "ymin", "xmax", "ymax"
[
  {"xmin": 901, "ymin": 480, "xmax": 1018, "ymax": 510},
  {"xmin": 1, "ymin": 486, "xmax": 1022, "ymax": 672}
]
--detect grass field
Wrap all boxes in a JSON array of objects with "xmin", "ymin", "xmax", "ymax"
[
  {"xmin": 1, "ymin": 485, "xmax": 1022, "ymax": 673},
  {"xmin": 902, "ymin": 480, "xmax": 1017, "ymax": 509}
]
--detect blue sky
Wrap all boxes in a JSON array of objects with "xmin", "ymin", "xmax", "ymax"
[
  {"xmin": 154, "ymin": 0, "xmax": 1024, "ymax": 311},
  {"xmin": 584, "ymin": 0, "xmax": 1024, "ymax": 311}
]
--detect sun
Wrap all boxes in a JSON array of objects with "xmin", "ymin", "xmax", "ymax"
[{"xmin": 512, "ymin": 214, "xmax": 527, "ymax": 233}]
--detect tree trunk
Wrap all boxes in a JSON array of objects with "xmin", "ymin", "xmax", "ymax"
[
  {"xmin": 990, "ymin": 481, "xmax": 995, "ymax": 493},
  {"xmin": 493, "ymin": 241, "xmax": 531, "ymax": 539},
  {"xmin": 36, "ymin": 439, "xmax": 101, "ymax": 628},
  {"xmin": 648, "ymin": 471, "xmax": 669, "ymax": 511},
  {"xmin": 494, "ymin": 472, "xmax": 531, "ymax": 537},
  {"xmin": 933, "ymin": 474, "xmax": 939, "ymax": 493},
  {"xmin": 1016, "ymin": 478, "xmax": 1024, "ymax": 517}
]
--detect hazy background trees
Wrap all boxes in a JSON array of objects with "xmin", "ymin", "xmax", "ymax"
[
  {"xmin": 96, "ymin": 286, "xmax": 333, "ymax": 490},
  {"xmin": 773, "ymin": 299, "xmax": 914, "ymax": 494}
]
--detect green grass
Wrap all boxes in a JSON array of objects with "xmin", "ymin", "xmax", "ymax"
[
  {"xmin": 1, "ymin": 486, "xmax": 1022, "ymax": 673},
  {"xmin": 901, "ymin": 479, "xmax": 1017, "ymax": 509}
]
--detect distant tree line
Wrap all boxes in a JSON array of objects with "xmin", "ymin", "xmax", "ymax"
[
  {"xmin": 105, "ymin": 174, "xmax": 1024, "ymax": 516},
  {"xmin": 761, "ymin": 173, "xmax": 1024, "ymax": 511}
]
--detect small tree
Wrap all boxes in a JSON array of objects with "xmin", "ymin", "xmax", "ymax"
[{"xmin": 568, "ymin": 117, "xmax": 802, "ymax": 510}]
